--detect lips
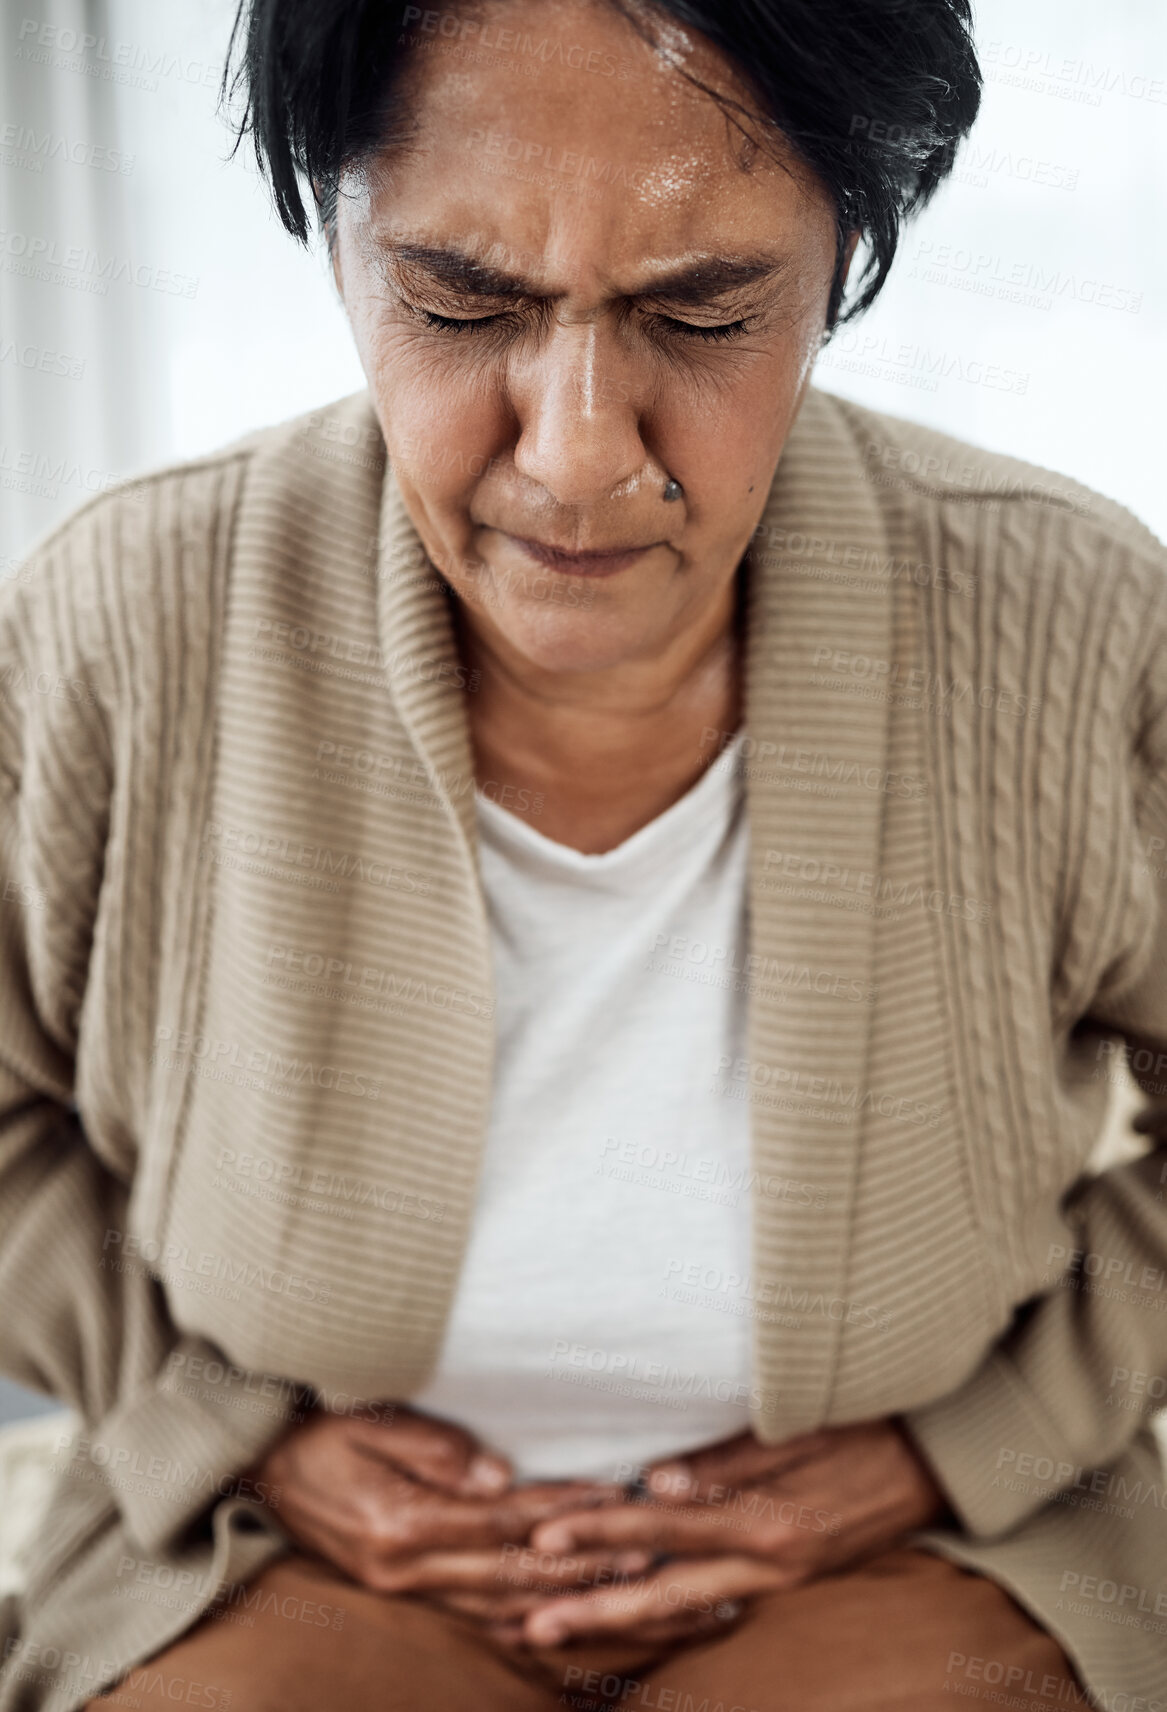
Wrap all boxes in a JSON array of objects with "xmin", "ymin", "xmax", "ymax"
[{"xmin": 503, "ymin": 532, "xmax": 661, "ymax": 577}]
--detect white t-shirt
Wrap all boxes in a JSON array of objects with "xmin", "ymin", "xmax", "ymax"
[{"xmin": 409, "ymin": 731, "xmax": 753, "ymax": 1484}]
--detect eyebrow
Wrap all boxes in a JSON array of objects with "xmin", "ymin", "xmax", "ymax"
[{"xmin": 381, "ymin": 243, "xmax": 789, "ymax": 305}]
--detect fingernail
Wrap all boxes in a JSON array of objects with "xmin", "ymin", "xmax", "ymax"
[
  {"xmin": 615, "ymin": 1550, "xmax": 651, "ymax": 1572},
  {"xmin": 540, "ymin": 1528, "xmax": 573, "ymax": 1553},
  {"xmin": 467, "ymin": 1454, "xmax": 509, "ymax": 1494}
]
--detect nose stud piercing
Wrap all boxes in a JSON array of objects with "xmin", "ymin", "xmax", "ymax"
[{"xmin": 662, "ymin": 477, "xmax": 683, "ymax": 502}]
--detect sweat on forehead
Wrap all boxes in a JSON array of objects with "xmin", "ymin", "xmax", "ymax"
[
  {"xmin": 380, "ymin": 0, "xmax": 777, "ymax": 170},
  {"xmin": 340, "ymin": 11, "xmax": 810, "ymax": 286}
]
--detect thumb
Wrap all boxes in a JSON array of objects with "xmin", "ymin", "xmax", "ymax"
[{"xmin": 346, "ymin": 1405, "xmax": 512, "ymax": 1496}]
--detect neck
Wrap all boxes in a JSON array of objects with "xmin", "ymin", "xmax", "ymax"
[{"xmin": 453, "ymin": 568, "xmax": 745, "ymax": 853}]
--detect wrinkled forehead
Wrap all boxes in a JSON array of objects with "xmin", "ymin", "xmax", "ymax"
[{"xmin": 341, "ymin": 0, "xmax": 823, "ymax": 290}]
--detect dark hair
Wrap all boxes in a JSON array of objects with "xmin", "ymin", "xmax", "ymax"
[{"xmin": 223, "ymin": 0, "xmax": 981, "ymax": 327}]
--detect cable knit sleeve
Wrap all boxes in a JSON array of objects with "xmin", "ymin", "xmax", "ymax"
[
  {"xmin": 0, "ymin": 485, "xmax": 302, "ymax": 1558},
  {"xmin": 902, "ymin": 630, "xmax": 1167, "ymax": 1540}
]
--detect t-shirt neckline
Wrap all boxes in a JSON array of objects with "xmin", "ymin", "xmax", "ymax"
[{"xmin": 474, "ymin": 727, "xmax": 747, "ymax": 874}]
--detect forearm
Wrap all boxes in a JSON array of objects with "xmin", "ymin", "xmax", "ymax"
[
  {"xmin": 0, "ymin": 1081, "xmax": 304, "ymax": 1551},
  {"xmin": 902, "ymin": 1142, "xmax": 1167, "ymax": 1538}
]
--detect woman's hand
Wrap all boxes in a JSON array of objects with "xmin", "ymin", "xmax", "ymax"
[
  {"xmin": 517, "ymin": 1418, "xmax": 951, "ymax": 1647},
  {"xmin": 249, "ymin": 1405, "xmax": 636, "ymax": 1615}
]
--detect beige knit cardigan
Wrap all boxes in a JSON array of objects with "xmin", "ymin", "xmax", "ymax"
[{"xmin": 1, "ymin": 385, "xmax": 1166, "ymax": 1711}]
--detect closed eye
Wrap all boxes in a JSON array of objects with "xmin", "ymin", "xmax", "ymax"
[
  {"xmin": 412, "ymin": 307, "xmax": 514, "ymax": 333},
  {"xmin": 648, "ymin": 315, "xmax": 752, "ymax": 343},
  {"xmin": 406, "ymin": 303, "xmax": 754, "ymax": 343}
]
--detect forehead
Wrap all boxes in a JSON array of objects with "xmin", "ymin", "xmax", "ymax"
[{"xmin": 348, "ymin": 0, "xmax": 825, "ymax": 290}]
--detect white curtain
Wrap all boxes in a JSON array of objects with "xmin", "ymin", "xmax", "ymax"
[{"xmin": 0, "ymin": 0, "xmax": 159, "ymax": 571}]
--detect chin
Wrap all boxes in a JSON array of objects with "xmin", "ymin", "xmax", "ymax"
[{"xmin": 486, "ymin": 600, "xmax": 662, "ymax": 675}]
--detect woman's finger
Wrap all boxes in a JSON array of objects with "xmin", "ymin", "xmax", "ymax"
[
  {"xmin": 429, "ymin": 1484, "xmax": 630, "ymax": 1551},
  {"xmin": 521, "ymin": 1557, "xmax": 783, "ymax": 1644},
  {"xmin": 530, "ymin": 1492, "xmax": 787, "ymax": 1558},
  {"xmin": 342, "ymin": 1479, "xmax": 629, "ymax": 1566},
  {"xmin": 370, "ymin": 1545, "xmax": 653, "ymax": 1593},
  {"xmin": 644, "ymin": 1427, "xmax": 832, "ymax": 1504},
  {"xmin": 343, "ymin": 1407, "xmax": 513, "ymax": 1495},
  {"xmin": 489, "ymin": 1607, "xmax": 743, "ymax": 1650}
]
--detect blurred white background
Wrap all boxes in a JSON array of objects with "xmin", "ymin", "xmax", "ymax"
[{"xmin": 0, "ymin": 0, "xmax": 1163, "ymax": 1429}]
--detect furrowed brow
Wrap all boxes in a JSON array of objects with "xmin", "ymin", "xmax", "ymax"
[
  {"xmin": 384, "ymin": 244, "xmax": 536, "ymax": 299},
  {"xmin": 382, "ymin": 243, "xmax": 789, "ymax": 307},
  {"xmin": 638, "ymin": 255, "xmax": 789, "ymax": 306}
]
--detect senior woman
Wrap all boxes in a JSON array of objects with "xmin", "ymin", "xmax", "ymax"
[{"xmin": 1, "ymin": 0, "xmax": 1165, "ymax": 1708}]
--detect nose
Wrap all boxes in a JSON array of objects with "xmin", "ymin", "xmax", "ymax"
[{"xmin": 508, "ymin": 316, "xmax": 655, "ymax": 509}]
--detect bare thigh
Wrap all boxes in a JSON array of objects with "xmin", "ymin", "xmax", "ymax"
[
  {"xmin": 597, "ymin": 1546, "xmax": 1083, "ymax": 1712},
  {"xmin": 83, "ymin": 1547, "xmax": 1082, "ymax": 1712},
  {"xmin": 81, "ymin": 1555, "xmax": 663, "ymax": 1712}
]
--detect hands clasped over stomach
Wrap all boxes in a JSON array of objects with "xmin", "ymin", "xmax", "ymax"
[{"xmin": 251, "ymin": 1406, "xmax": 949, "ymax": 1649}]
